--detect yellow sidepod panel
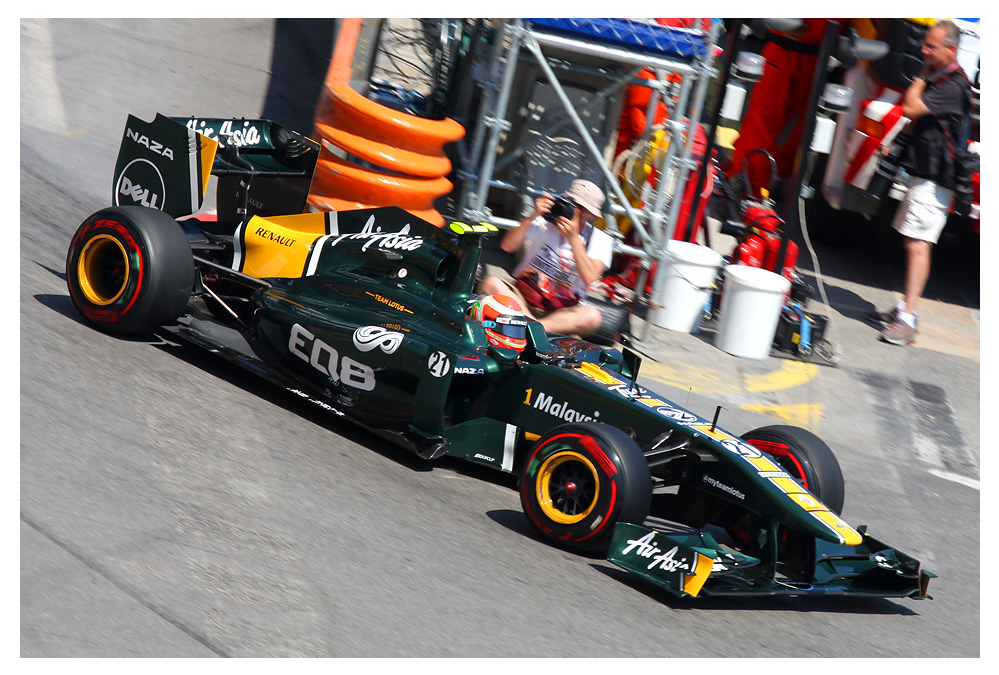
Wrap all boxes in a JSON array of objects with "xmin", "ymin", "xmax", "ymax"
[{"xmin": 234, "ymin": 212, "xmax": 336, "ymax": 279}]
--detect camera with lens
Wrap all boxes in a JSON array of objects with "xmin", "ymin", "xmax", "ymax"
[
  {"xmin": 543, "ymin": 196, "xmax": 576, "ymax": 222},
  {"xmin": 866, "ymin": 133, "xmax": 910, "ymax": 204}
]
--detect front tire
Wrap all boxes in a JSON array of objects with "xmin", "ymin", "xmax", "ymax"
[
  {"xmin": 520, "ymin": 422, "xmax": 651, "ymax": 553},
  {"xmin": 741, "ymin": 425, "xmax": 847, "ymax": 580},
  {"xmin": 742, "ymin": 425, "xmax": 845, "ymax": 514},
  {"xmin": 66, "ymin": 206, "xmax": 194, "ymax": 335}
]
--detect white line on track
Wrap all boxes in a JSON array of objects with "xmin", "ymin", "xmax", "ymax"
[
  {"xmin": 928, "ymin": 468, "xmax": 981, "ymax": 491},
  {"xmin": 20, "ymin": 18, "xmax": 69, "ymax": 135}
]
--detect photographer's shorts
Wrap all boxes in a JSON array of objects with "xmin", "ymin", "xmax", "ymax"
[
  {"xmin": 479, "ymin": 265, "xmax": 551, "ymax": 320},
  {"xmin": 892, "ymin": 176, "xmax": 952, "ymax": 244}
]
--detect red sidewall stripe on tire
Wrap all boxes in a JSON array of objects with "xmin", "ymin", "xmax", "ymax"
[
  {"xmin": 579, "ymin": 435, "xmax": 617, "ymax": 476},
  {"xmin": 522, "ymin": 498, "xmax": 555, "ymax": 537},
  {"xmin": 74, "ymin": 219, "xmax": 145, "ymax": 320},
  {"xmin": 524, "ymin": 431, "xmax": 620, "ymax": 544},
  {"xmin": 529, "ymin": 433, "xmax": 618, "ymax": 478}
]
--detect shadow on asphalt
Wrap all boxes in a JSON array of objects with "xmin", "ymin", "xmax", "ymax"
[
  {"xmin": 35, "ymin": 293, "xmax": 168, "ymax": 346},
  {"xmin": 588, "ymin": 563, "xmax": 922, "ymax": 615},
  {"xmin": 485, "ymin": 508, "xmax": 922, "ymax": 615},
  {"xmin": 795, "ymin": 211, "xmax": 980, "ymax": 312}
]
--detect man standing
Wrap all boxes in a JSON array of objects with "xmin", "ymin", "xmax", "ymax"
[
  {"xmin": 872, "ymin": 19, "xmax": 971, "ymax": 345},
  {"xmin": 479, "ymin": 179, "xmax": 613, "ymax": 337}
]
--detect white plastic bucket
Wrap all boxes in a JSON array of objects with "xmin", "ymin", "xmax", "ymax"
[
  {"xmin": 715, "ymin": 264, "xmax": 790, "ymax": 359},
  {"xmin": 650, "ymin": 240, "xmax": 723, "ymax": 333}
]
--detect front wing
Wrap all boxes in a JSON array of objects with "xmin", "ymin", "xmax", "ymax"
[{"xmin": 607, "ymin": 523, "xmax": 934, "ymax": 600}]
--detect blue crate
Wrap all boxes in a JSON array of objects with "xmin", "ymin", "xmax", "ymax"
[{"xmin": 525, "ymin": 18, "xmax": 711, "ymax": 60}]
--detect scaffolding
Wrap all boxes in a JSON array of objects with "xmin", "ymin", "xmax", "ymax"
[
  {"xmin": 322, "ymin": 18, "xmax": 722, "ymax": 325},
  {"xmin": 453, "ymin": 19, "xmax": 720, "ymax": 314}
]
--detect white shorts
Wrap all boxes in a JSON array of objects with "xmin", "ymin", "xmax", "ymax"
[{"xmin": 892, "ymin": 176, "xmax": 952, "ymax": 244}]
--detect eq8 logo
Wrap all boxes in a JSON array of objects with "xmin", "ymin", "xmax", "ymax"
[
  {"xmin": 289, "ymin": 323, "xmax": 375, "ymax": 391},
  {"xmin": 115, "ymin": 158, "xmax": 165, "ymax": 210},
  {"xmin": 352, "ymin": 325, "xmax": 404, "ymax": 354}
]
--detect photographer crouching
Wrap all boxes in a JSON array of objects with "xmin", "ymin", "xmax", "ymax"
[{"xmin": 479, "ymin": 179, "xmax": 614, "ymax": 338}]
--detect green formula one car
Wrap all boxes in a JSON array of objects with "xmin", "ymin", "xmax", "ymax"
[{"xmin": 66, "ymin": 113, "xmax": 933, "ymax": 601}]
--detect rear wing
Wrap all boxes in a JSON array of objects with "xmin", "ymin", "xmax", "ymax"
[{"xmin": 112, "ymin": 113, "xmax": 320, "ymax": 221}]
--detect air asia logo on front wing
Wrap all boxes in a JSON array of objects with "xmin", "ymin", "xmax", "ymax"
[
  {"xmin": 619, "ymin": 531, "xmax": 696, "ymax": 573},
  {"xmin": 115, "ymin": 158, "xmax": 166, "ymax": 210}
]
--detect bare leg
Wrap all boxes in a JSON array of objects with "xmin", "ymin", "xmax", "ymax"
[
  {"xmin": 901, "ymin": 236, "xmax": 932, "ymax": 315},
  {"xmin": 478, "ymin": 275, "xmax": 538, "ymax": 320},
  {"xmin": 540, "ymin": 305, "xmax": 602, "ymax": 337},
  {"xmin": 479, "ymin": 275, "xmax": 511, "ymax": 296}
]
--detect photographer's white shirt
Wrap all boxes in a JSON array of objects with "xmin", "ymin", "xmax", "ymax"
[{"xmin": 513, "ymin": 217, "xmax": 614, "ymax": 301}]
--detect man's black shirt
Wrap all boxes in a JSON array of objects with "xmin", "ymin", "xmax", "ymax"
[{"xmin": 903, "ymin": 61, "xmax": 972, "ymax": 189}]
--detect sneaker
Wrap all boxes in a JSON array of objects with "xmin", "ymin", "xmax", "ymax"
[
  {"xmin": 865, "ymin": 306, "xmax": 898, "ymax": 326},
  {"xmin": 867, "ymin": 306, "xmax": 919, "ymax": 332},
  {"xmin": 881, "ymin": 320, "xmax": 918, "ymax": 345}
]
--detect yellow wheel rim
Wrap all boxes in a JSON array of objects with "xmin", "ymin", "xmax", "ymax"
[
  {"xmin": 77, "ymin": 234, "xmax": 129, "ymax": 306},
  {"xmin": 537, "ymin": 450, "xmax": 599, "ymax": 525}
]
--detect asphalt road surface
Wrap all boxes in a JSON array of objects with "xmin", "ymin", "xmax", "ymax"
[{"xmin": 20, "ymin": 19, "xmax": 981, "ymax": 658}]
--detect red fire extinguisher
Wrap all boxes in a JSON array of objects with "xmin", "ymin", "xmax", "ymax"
[{"xmin": 724, "ymin": 149, "xmax": 798, "ymax": 282}]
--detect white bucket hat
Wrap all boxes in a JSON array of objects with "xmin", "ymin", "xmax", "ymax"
[{"xmin": 563, "ymin": 179, "xmax": 605, "ymax": 217}]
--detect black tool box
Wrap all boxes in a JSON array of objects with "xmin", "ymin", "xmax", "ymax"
[{"xmin": 773, "ymin": 307, "xmax": 828, "ymax": 354}]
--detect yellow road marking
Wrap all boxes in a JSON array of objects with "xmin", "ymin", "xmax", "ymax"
[
  {"xmin": 742, "ymin": 361, "xmax": 818, "ymax": 392},
  {"xmin": 739, "ymin": 403, "xmax": 825, "ymax": 430},
  {"xmin": 640, "ymin": 359, "xmax": 818, "ymax": 396},
  {"xmin": 639, "ymin": 360, "xmax": 740, "ymax": 395},
  {"xmin": 639, "ymin": 358, "xmax": 823, "ymax": 432}
]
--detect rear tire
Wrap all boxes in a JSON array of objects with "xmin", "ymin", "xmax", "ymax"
[
  {"xmin": 66, "ymin": 206, "xmax": 194, "ymax": 335},
  {"xmin": 520, "ymin": 422, "xmax": 651, "ymax": 553}
]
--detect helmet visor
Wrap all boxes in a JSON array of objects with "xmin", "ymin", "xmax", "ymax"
[{"xmin": 484, "ymin": 315, "xmax": 528, "ymax": 340}]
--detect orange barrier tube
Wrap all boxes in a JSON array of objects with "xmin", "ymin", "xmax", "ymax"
[
  {"xmin": 307, "ymin": 18, "xmax": 465, "ymax": 226},
  {"xmin": 314, "ymin": 121, "xmax": 454, "ymax": 178},
  {"xmin": 311, "ymin": 151, "xmax": 454, "ymax": 205}
]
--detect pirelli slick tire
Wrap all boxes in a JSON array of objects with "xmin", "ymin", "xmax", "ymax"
[
  {"xmin": 742, "ymin": 425, "xmax": 846, "ymax": 515},
  {"xmin": 66, "ymin": 206, "xmax": 194, "ymax": 336},
  {"xmin": 520, "ymin": 422, "xmax": 652, "ymax": 553}
]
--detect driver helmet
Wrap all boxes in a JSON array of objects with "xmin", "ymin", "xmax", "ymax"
[{"xmin": 467, "ymin": 294, "xmax": 528, "ymax": 353}]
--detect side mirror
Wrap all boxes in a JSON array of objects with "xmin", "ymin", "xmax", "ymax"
[
  {"xmin": 622, "ymin": 347, "xmax": 642, "ymax": 389},
  {"xmin": 519, "ymin": 320, "xmax": 562, "ymax": 364}
]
